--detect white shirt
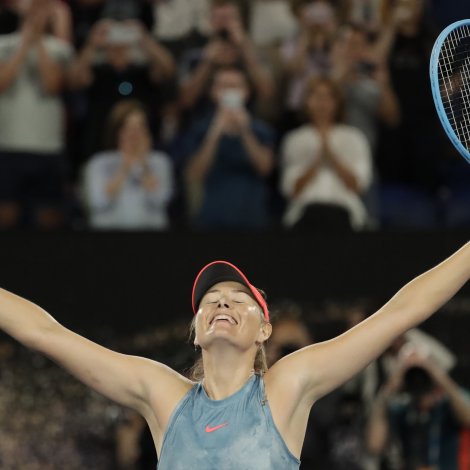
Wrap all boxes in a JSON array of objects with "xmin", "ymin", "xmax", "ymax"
[
  {"xmin": 83, "ymin": 151, "xmax": 174, "ymax": 230},
  {"xmin": 249, "ymin": 0, "xmax": 298, "ymax": 47},
  {"xmin": 0, "ymin": 33, "xmax": 73, "ymax": 154},
  {"xmin": 281, "ymin": 124, "xmax": 372, "ymax": 229},
  {"xmin": 152, "ymin": 0, "xmax": 210, "ymax": 41}
]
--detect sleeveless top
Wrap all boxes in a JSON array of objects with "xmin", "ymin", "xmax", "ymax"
[{"xmin": 157, "ymin": 374, "xmax": 301, "ymax": 469}]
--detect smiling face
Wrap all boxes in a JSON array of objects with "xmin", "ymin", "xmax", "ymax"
[{"xmin": 194, "ymin": 281, "xmax": 271, "ymax": 352}]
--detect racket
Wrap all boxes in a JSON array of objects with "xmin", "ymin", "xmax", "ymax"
[{"xmin": 430, "ymin": 19, "xmax": 470, "ymax": 164}]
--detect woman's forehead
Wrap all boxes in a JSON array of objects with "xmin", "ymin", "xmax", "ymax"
[{"xmin": 205, "ymin": 281, "xmax": 251, "ymax": 294}]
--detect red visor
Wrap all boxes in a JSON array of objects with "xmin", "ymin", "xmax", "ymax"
[{"xmin": 192, "ymin": 260, "xmax": 269, "ymax": 321}]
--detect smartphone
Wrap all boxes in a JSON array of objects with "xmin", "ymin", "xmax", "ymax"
[
  {"xmin": 107, "ymin": 24, "xmax": 141, "ymax": 45},
  {"xmin": 221, "ymin": 89, "xmax": 244, "ymax": 109}
]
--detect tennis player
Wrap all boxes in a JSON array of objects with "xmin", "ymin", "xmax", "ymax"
[{"xmin": 0, "ymin": 243, "xmax": 469, "ymax": 469}]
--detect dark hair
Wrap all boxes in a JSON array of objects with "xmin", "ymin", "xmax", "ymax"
[
  {"xmin": 212, "ymin": 64, "xmax": 248, "ymax": 82},
  {"xmin": 210, "ymin": 65, "xmax": 254, "ymax": 100},
  {"xmin": 102, "ymin": 99, "xmax": 151, "ymax": 150},
  {"xmin": 403, "ymin": 366, "xmax": 434, "ymax": 397}
]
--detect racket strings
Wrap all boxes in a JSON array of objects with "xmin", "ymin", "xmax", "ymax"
[{"xmin": 438, "ymin": 24, "xmax": 470, "ymax": 151}]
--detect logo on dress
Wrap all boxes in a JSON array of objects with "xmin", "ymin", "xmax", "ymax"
[{"xmin": 205, "ymin": 423, "xmax": 229, "ymax": 433}]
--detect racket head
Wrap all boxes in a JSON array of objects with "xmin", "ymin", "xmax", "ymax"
[{"xmin": 430, "ymin": 19, "xmax": 470, "ymax": 164}]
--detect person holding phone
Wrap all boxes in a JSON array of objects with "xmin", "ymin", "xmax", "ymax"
[
  {"xmin": 182, "ymin": 65, "xmax": 275, "ymax": 230},
  {"xmin": 179, "ymin": 0, "xmax": 274, "ymax": 117},
  {"xmin": 367, "ymin": 350, "xmax": 470, "ymax": 470}
]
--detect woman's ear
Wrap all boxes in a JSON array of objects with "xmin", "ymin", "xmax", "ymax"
[{"xmin": 257, "ymin": 322, "xmax": 272, "ymax": 344}]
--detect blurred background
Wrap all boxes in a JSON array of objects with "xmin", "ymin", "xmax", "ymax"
[{"xmin": 0, "ymin": 0, "xmax": 470, "ymax": 468}]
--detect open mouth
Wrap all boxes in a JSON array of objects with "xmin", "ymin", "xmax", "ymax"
[{"xmin": 210, "ymin": 314, "xmax": 238, "ymax": 325}]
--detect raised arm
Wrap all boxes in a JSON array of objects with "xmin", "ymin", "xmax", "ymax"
[
  {"xmin": 0, "ymin": 288, "xmax": 191, "ymax": 426},
  {"xmin": 271, "ymin": 242, "xmax": 470, "ymax": 404}
]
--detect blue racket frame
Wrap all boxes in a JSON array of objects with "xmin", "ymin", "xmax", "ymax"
[{"xmin": 430, "ymin": 19, "xmax": 470, "ymax": 164}]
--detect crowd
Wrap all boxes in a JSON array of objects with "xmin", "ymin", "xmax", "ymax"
[
  {"xmin": 0, "ymin": 297, "xmax": 469, "ymax": 469},
  {"xmin": 0, "ymin": 0, "xmax": 469, "ymax": 231}
]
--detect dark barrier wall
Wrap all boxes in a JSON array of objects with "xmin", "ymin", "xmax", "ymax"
[{"xmin": 0, "ymin": 231, "xmax": 469, "ymax": 333}]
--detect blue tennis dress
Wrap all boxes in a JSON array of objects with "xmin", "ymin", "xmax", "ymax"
[{"xmin": 157, "ymin": 374, "xmax": 301, "ymax": 469}]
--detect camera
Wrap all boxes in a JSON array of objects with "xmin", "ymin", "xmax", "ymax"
[
  {"xmin": 106, "ymin": 23, "xmax": 141, "ymax": 45},
  {"xmin": 403, "ymin": 366, "xmax": 434, "ymax": 398}
]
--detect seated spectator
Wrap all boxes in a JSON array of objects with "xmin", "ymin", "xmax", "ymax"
[
  {"xmin": 82, "ymin": 100, "xmax": 174, "ymax": 230},
  {"xmin": 0, "ymin": 0, "xmax": 74, "ymax": 229},
  {"xmin": 68, "ymin": 17, "xmax": 175, "ymax": 165},
  {"xmin": 280, "ymin": 76, "xmax": 372, "ymax": 230},
  {"xmin": 280, "ymin": 0, "xmax": 337, "ymax": 128},
  {"xmin": 182, "ymin": 66, "xmax": 275, "ymax": 230},
  {"xmin": 367, "ymin": 351, "xmax": 470, "ymax": 470},
  {"xmin": 179, "ymin": 0, "xmax": 274, "ymax": 118}
]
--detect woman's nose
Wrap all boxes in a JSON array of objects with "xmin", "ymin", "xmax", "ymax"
[{"xmin": 217, "ymin": 297, "xmax": 230, "ymax": 308}]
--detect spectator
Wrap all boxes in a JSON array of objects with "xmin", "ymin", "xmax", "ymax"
[
  {"xmin": 280, "ymin": 76, "xmax": 372, "ymax": 230},
  {"xmin": 182, "ymin": 65, "xmax": 275, "ymax": 230},
  {"xmin": 367, "ymin": 351, "xmax": 470, "ymax": 470},
  {"xmin": 330, "ymin": 22, "xmax": 400, "ymax": 224},
  {"xmin": 280, "ymin": 0, "xmax": 337, "ymax": 128},
  {"xmin": 69, "ymin": 0, "xmax": 154, "ymax": 50},
  {"xmin": 179, "ymin": 0, "xmax": 274, "ymax": 117},
  {"xmin": 330, "ymin": 22, "xmax": 400, "ymax": 152},
  {"xmin": 337, "ymin": 0, "xmax": 388, "ymax": 33},
  {"xmin": 0, "ymin": 0, "xmax": 74, "ymax": 229},
  {"xmin": 82, "ymin": 100, "xmax": 174, "ymax": 230},
  {"xmin": 68, "ymin": 17, "xmax": 175, "ymax": 166},
  {"xmin": 374, "ymin": 0, "xmax": 443, "ymax": 228}
]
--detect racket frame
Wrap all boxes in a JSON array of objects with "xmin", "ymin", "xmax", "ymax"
[{"xmin": 430, "ymin": 19, "xmax": 470, "ymax": 163}]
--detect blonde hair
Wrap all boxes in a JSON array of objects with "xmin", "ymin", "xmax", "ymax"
[{"xmin": 187, "ymin": 314, "xmax": 269, "ymax": 381}]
